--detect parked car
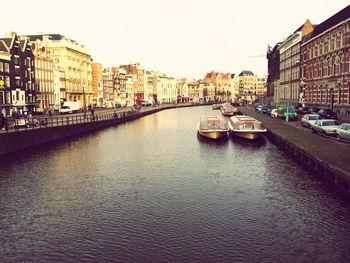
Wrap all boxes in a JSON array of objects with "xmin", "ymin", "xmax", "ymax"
[
  {"xmin": 254, "ymin": 103, "xmax": 263, "ymax": 111},
  {"xmin": 14, "ymin": 114, "xmax": 38, "ymax": 128},
  {"xmin": 310, "ymin": 119, "xmax": 340, "ymax": 136},
  {"xmin": 297, "ymin": 106, "xmax": 310, "ymax": 115},
  {"xmin": 261, "ymin": 105, "xmax": 271, "ymax": 114},
  {"xmin": 270, "ymin": 108, "xmax": 278, "ymax": 118},
  {"xmin": 141, "ymin": 100, "xmax": 152, "ymax": 107},
  {"xmin": 318, "ymin": 108, "xmax": 337, "ymax": 119},
  {"xmin": 256, "ymin": 105, "xmax": 263, "ymax": 113},
  {"xmin": 277, "ymin": 106, "xmax": 298, "ymax": 120},
  {"xmin": 301, "ymin": 114, "xmax": 321, "ymax": 128},
  {"xmin": 309, "ymin": 107, "xmax": 320, "ymax": 114},
  {"xmin": 336, "ymin": 123, "xmax": 350, "ymax": 142}
]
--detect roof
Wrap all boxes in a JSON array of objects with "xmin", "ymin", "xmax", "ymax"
[
  {"xmin": 305, "ymin": 5, "xmax": 350, "ymax": 42},
  {"xmin": 239, "ymin": 70, "xmax": 254, "ymax": 76},
  {"xmin": 0, "ymin": 40, "xmax": 9, "ymax": 52},
  {"xmin": 26, "ymin": 34, "xmax": 65, "ymax": 41},
  {"xmin": 0, "ymin": 38, "xmax": 13, "ymax": 49}
]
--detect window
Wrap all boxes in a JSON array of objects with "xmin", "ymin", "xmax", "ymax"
[
  {"xmin": 5, "ymin": 76, "xmax": 9, "ymax": 87},
  {"xmin": 0, "ymin": 62, "xmax": 3, "ymax": 72},
  {"xmin": 4, "ymin": 63, "xmax": 9, "ymax": 73},
  {"xmin": 330, "ymin": 38, "xmax": 335, "ymax": 51},
  {"xmin": 336, "ymin": 35, "xmax": 341, "ymax": 49}
]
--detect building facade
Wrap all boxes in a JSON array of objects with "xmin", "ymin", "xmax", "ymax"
[
  {"xmin": 204, "ymin": 71, "xmax": 232, "ymax": 101},
  {"xmin": 266, "ymin": 43, "xmax": 281, "ymax": 106},
  {"xmin": 278, "ymin": 20, "xmax": 314, "ymax": 107},
  {"xmin": 301, "ymin": 5, "xmax": 350, "ymax": 116},
  {"xmin": 113, "ymin": 68, "xmax": 128, "ymax": 106},
  {"xmin": 119, "ymin": 63, "xmax": 145, "ymax": 105},
  {"xmin": 91, "ymin": 63, "xmax": 103, "ymax": 107},
  {"xmin": 31, "ymin": 38, "xmax": 54, "ymax": 113},
  {"xmin": 0, "ymin": 49, "xmax": 11, "ymax": 116},
  {"xmin": 0, "ymin": 33, "xmax": 36, "ymax": 116},
  {"xmin": 26, "ymin": 34, "xmax": 92, "ymax": 109},
  {"xmin": 238, "ymin": 70, "xmax": 257, "ymax": 105}
]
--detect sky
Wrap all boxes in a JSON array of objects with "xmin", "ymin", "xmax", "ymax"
[{"xmin": 0, "ymin": 0, "xmax": 349, "ymax": 79}]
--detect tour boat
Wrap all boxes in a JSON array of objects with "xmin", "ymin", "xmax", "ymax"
[
  {"xmin": 211, "ymin": 103, "xmax": 221, "ymax": 110},
  {"xmin": 220, "ymin": 105, "xmax": 239, "ymax": 117},
  {"xmin": 228, "ymin": 115, "xmax": 267, "ymax": 140},
  {"xmin": 197, "ymin": 116, "xmax": 228, "ymax": 139}
]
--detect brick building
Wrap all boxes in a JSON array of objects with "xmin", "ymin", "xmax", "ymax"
[{"xmin": 301, "ymin": 5, "xmax": 350, "ymax": 116}]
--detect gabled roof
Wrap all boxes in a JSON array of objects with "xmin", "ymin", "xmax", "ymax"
[
  {"xmin": 0, "ymin": 38, "xmax": 13, "ymax": 49},
  {"xmin": 304, "ymin": 5, "xmax": 350, "ymax": 43},
  {"xmin": 0, "ymin": 40, "xmax": 9, "ymax": 52},
  {"xmin": 19, "ymin": 40, "xmax": 27, "ymax": 52}
]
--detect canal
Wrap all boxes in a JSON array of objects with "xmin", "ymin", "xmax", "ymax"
[{"xmin": 1, "ymin": 105, "xmax": 350, "ymax": 262}]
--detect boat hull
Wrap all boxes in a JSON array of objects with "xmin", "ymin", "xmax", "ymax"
[
  {"xmin": 230, "ymin": 131, "xmax": 263, "ymax": 140},
  {"xmin": 198, "ymin": 130, "xmax": 227, "ymax": 139},
  {"xmin": 227, "ymin": 117, "xmax": 266, "ymax": 140}
]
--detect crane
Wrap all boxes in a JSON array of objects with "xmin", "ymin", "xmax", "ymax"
[{"xmin": 247, "ymin": 55, "xmax": 265, "ymax": 59}]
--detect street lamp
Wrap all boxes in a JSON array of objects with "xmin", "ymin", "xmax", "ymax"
[
  {"xmin": 286, "ymin": 59, "xmax": 300, "ymax": 122},
  {"xmin": 80, "ymin": 61, "xmax": 87, "ymax": 118},
  {"xmin": 329, "ymin": 87, "xmax": 334, "ymax": 111}
]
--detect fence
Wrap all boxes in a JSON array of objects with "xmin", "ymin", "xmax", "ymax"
[{"xmin": 0, "ymin": 109, "xmax": 138, "ymax": 133}]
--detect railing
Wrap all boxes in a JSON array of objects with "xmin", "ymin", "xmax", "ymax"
[
  {"xmin": 0, "ymin": 109, "xmax": 139, "ymax": 133},
  {"xmin": 0, "ymin": 101, "xmax": 214, "ymax": 134}
]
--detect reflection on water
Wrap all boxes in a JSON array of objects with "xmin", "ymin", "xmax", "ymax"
[
  {"xmin": 196, "ymin": 132, "xmax": 229, "ymax": 145},
  {"xmin": 1, "ymin": 106, "xmax": 350, "ymax": 263},
  {"xmin": 229, "ymin": 134, "xmax": 267, "ymax": 148}
]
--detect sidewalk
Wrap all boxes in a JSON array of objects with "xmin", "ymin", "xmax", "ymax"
[{"xmin": 240, "ymin": 107, "xmax": 350, "ymax": 178}]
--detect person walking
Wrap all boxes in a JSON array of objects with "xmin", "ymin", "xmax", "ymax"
[
  {"xmin": 0, "ymin": 113, "xmax": 4, "ymax": 131},
  {"xmin": 91, "ymin": 106, "xmax": 95, "ymax": 120}
]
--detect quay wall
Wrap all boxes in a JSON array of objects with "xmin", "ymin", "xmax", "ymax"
[
  {"xmin": 240, "ymin": 107, "xmax": 350, "ymax": 197},
  {"xmin": 0, "ymin": 105, "xmax": 185, "ymax": 157}
]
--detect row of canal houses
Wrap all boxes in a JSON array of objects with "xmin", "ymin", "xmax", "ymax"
[
  {"xmin": 0, "ymin": 31, "xmax": 266, "ymax": 117},
  {"xmin": 267, "ymin": 4, "xmax": 350, "ymax": 116}
]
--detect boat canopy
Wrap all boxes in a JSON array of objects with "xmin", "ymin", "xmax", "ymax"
[
  {"xmin": 230, "ymin": 115, "xmax": 266, "ymax": 131},
  {"xmin": 199, "ymin": 116, "xmax": 227, "ymax": 130}
]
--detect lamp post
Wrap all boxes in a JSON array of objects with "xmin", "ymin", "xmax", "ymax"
[
  {"xmin": 80, "ymin": 61, "xmax": 87, "ymax": 118},
  {"xmin": 286, "ymin": 59, "xmax": 300, "ymax": 122},
  {"xmin": 329, "ymin": 87, "xmax": 334, "ymax": 111}
]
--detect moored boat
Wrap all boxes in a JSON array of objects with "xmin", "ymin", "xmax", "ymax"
[
  {"xmin": 228, "ymin": 115, "xmax": 267, "ymax": 140},
  {"xmin": 211, "ymin": 103, "xmax": 221, "ymax": 110},
  {"xmin": 220, "ymin": 105, "xmax": 239, "ymax": 116},
  {"xmin": 197, "ymin": 116, "xmax": 228, "ymax": 139}
]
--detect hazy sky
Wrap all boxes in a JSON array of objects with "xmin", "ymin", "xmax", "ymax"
[{"xmin": 1, "ymin": 0, "xmax": 349, "ymax": 79}]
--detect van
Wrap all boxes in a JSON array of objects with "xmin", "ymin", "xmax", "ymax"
[
  {"xmin": 59, "ymin": 101, "xmax": 81, "ymax": 114},
  {"xmin": 277, "ymin": 106, "xmax": 297, "ymax": 120}
]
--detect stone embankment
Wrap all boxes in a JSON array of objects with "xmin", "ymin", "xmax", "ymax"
[
  {"xmin": 0, "ymin": 103, "xmax": 198, "ymax": 157},
  {"xmin": 240, "ymin": 107, "xmax": 350, "ymax": 196}
]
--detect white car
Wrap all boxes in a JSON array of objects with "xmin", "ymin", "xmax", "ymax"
[
  {"xmin": 301, "ymin": 114, "xmax": 321, "ymax": 128},
  {"xmin": 310, "ymin": 119, "xmax": 340, "ymax": 136},
  {"xmin": 270, "ymin": 109, "xmax": 278, "ymax": 118},
  {"xmin": 336, "ymin": 123, "xmax": 350, "ymax": 141}
]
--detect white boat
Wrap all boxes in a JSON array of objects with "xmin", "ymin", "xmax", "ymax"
[
  {"xmin": 197, "ymin": 116, "xmax": 228, "ymax": 139},
  {"xmin": 221, "ymin": 105, "xmax": 239, "ymax": 116},
  {"xmin": 211, "ymin": 103, "xmax": 221, "ymax": 110},
  {"xmin": 228, "ymin": 115, "xmax": 267, "ymax": 140}
]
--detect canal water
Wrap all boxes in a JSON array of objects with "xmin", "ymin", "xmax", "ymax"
[{"xmin": 1, "ymin": 106, "xmax": 350, "ymax": 262}]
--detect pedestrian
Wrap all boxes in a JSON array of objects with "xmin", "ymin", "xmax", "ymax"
[
  {"xmin": 0, "ymin": 114, "xmax": 4, "ymax": 130},
  {"xmin": 91, "ymin": 107, "xmax": 95, "ymax": 120},
  {"xmin": 49, "ymin": 108, "xmax": 52, "ymax": 117}
]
